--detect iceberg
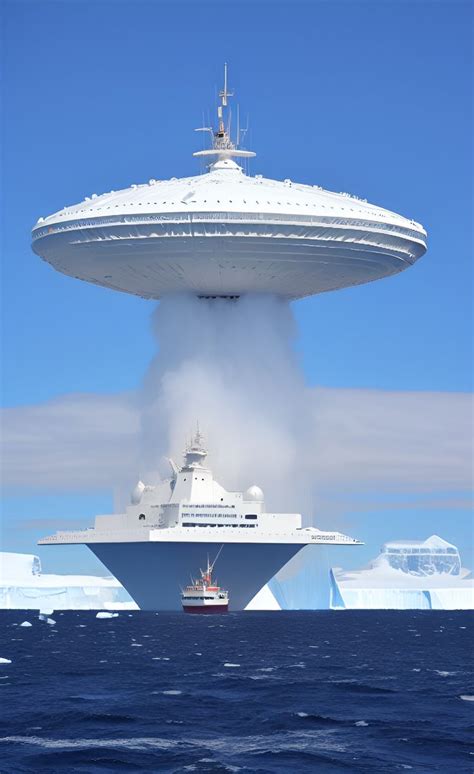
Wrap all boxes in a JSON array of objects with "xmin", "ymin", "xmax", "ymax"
[
  {"xmin": 247, "ymin": 536, "xmax": 474, "ymax": 611},
  {"xmin": 330, "ymin": 536, "xmax": 474, "ymax": 610},
  {"xmin": 0, "ymin": 552, "xmax": 138, "ymax": 611},
  {"xmin": 247, "ymin": 545, "xmax": 333, "ymax": 610}
]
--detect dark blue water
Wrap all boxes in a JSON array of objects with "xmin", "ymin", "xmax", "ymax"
[{"xmin": 0, "ymin": 611, "xmax": 472, "ymax": 773}]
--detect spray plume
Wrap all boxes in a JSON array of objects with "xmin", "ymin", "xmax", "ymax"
[{"xmin": 139, "ymin": 294, "xmax": 315, "ymax": 517}]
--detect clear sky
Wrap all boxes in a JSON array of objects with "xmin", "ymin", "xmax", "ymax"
[{"xmin": 1, "ymin": 0, "xmax": 472, "ymax": 575}]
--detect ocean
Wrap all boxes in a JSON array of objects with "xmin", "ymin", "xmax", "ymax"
[{"xmin": 0, "ymin": 610, "xmax": 472, "ymax": 773}]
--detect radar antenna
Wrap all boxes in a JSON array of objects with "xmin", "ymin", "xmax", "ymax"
[{"xmin": 193, "ymin": 64, "xmax": 256, "ymax": 165}]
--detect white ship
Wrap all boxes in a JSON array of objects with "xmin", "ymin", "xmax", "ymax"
[
  {"xmin": 181, "ymin": 548, "xmax": 229, "ymax": 614},
  {"xmin": 38, "ymin": 431, "xmax": 362, "ymax": 610}
]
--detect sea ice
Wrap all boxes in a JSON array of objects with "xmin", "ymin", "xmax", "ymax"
[
  {"xmin": 39, "ymin": 615, "xmax": 56, "ymax": 625},
  {"xmin": 0, "ymin": 552, "xmax": 136, "ymax": 611},
  {"xmin": 96, "ymin": 611, "xmax": 119, "ymax": 619},
  {"xmin": 460, "ymin": 695, "xmax": 474, "ymax": 701},
  {"xmin": 19, "ymin": 621, "xmax": 32, "ymax": 627},
  {"xmin": 0, "ymin": 658, "xmax": 12, "ymax": 664},
  {"xmin": 223, "ymin": 663, "xmax": 240, "ymax": 668}
]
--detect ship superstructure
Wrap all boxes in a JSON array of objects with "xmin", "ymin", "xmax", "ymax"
[
  {"xmin": 181, "ymin": 548, "xmax": 229, "ymax": 613},
  {"xmin": 39, "ymin": 431, "xmax": 361, "ymax": 610}
]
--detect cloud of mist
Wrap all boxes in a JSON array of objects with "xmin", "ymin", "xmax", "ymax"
[
  {"xmin": 1, "ymin": 294, "xmax": 472, "ymax": 531},
  {"xmin": 139, "ymin": 294, "xmax": 314, "ymax": 514}
]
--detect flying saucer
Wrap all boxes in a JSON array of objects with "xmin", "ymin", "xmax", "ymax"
[{"xmin": 32, "ymin": 67, "xmax": 427, "ymax": 300}]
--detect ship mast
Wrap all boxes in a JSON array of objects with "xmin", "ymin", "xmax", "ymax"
[{"xmin": 193, "ymin": 64, "xmax": 256, "ymax": 165}]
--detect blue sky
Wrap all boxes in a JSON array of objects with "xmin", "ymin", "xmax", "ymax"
[{"xmin": 1, "ymin": 0, "xmax": 472, "ymax": 575}]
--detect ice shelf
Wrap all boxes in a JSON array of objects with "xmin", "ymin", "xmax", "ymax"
[
  {"xmin": 246, "ymin": 537, "xmax": 474, "ymax": 611},
  {"xmin": 0, "ymin": 552, "xmax": 138, "ymax": 611}
]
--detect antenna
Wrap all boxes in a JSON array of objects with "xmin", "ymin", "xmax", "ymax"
[
  {"xmin": 219, "ymin": 62, "xmax": 233, "ymax": 107},
  {"xmin": 239, "ymin": 113, "xmax": 249, "ymax": 147},
  {"xmin": 210, "ymin": 544, "xmax": 224, "ymax": 573},
  {"xmin": 193, "ymin": 64, "xmax": 255, "ymax": 164}
]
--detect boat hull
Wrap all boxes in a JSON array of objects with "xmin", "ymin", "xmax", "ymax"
[{"xmin": 87, "ymin": 541, "xmax": 304, "ymax": 611}]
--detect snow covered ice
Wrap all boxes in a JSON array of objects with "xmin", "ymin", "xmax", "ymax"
[
  {"xmin": 247, "ymin": 536, "xmax": 474, "ymax": 610},
  {"xmin": 0, "ymin": 552, "xmax": 137, "ymax": 611}
]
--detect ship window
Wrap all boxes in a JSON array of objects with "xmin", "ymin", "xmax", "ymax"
[
  {"xmin": 245, "ymin": 514, "xmax": 258, "ymax": 520},
  {"xmin": 138, "ymin": 514, "xmax": 146, "ymax": 521}
]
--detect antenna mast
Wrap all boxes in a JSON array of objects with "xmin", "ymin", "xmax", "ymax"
[{"xmin": 193, "ymin": 64, "xmax": 256, "ymax": 165}]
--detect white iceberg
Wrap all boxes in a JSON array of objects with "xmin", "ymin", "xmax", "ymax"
[
  {"xmin": 247, "ymin": 545, "xmax": 333, "ymax": 610},
  {"xmin": 247, "ymin": 536, "xmax": 474, "ymax": 611},
  {"xmin": 0, "ymin": 552, "xmax": 138, "ymax": 611},
  {"xmin": 330, "ymin": 536, "xmax": 474, "ymax": 610},
  {"xmin": 95, "ymin": 611, "xmax": 119, "ymax": 619}
]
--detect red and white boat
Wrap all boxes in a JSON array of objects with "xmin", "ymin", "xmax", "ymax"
[{"xmin": 181, "ymin": 549, "xmax": 228, "ymax": 614}]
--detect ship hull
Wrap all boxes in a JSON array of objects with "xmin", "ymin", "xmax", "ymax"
[
  {"xmin": 182, "ymin": 605, "xmax": 228, "ymax": 614},
  {"xmin": 87, "ymin": 541, "xmax": 304, "ymax": 611}
]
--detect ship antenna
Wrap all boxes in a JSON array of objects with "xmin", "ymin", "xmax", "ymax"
[
  {"xmin": 210, "ymin": 544, "xmax": 224, "ymax": 574},
  {"xmin": 220, "ymin": 62, "xmax": 232, "ymax": 109},
  {"xmin": 193, "ymin": 63, "xmax": 256, "ymax": 165}
]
